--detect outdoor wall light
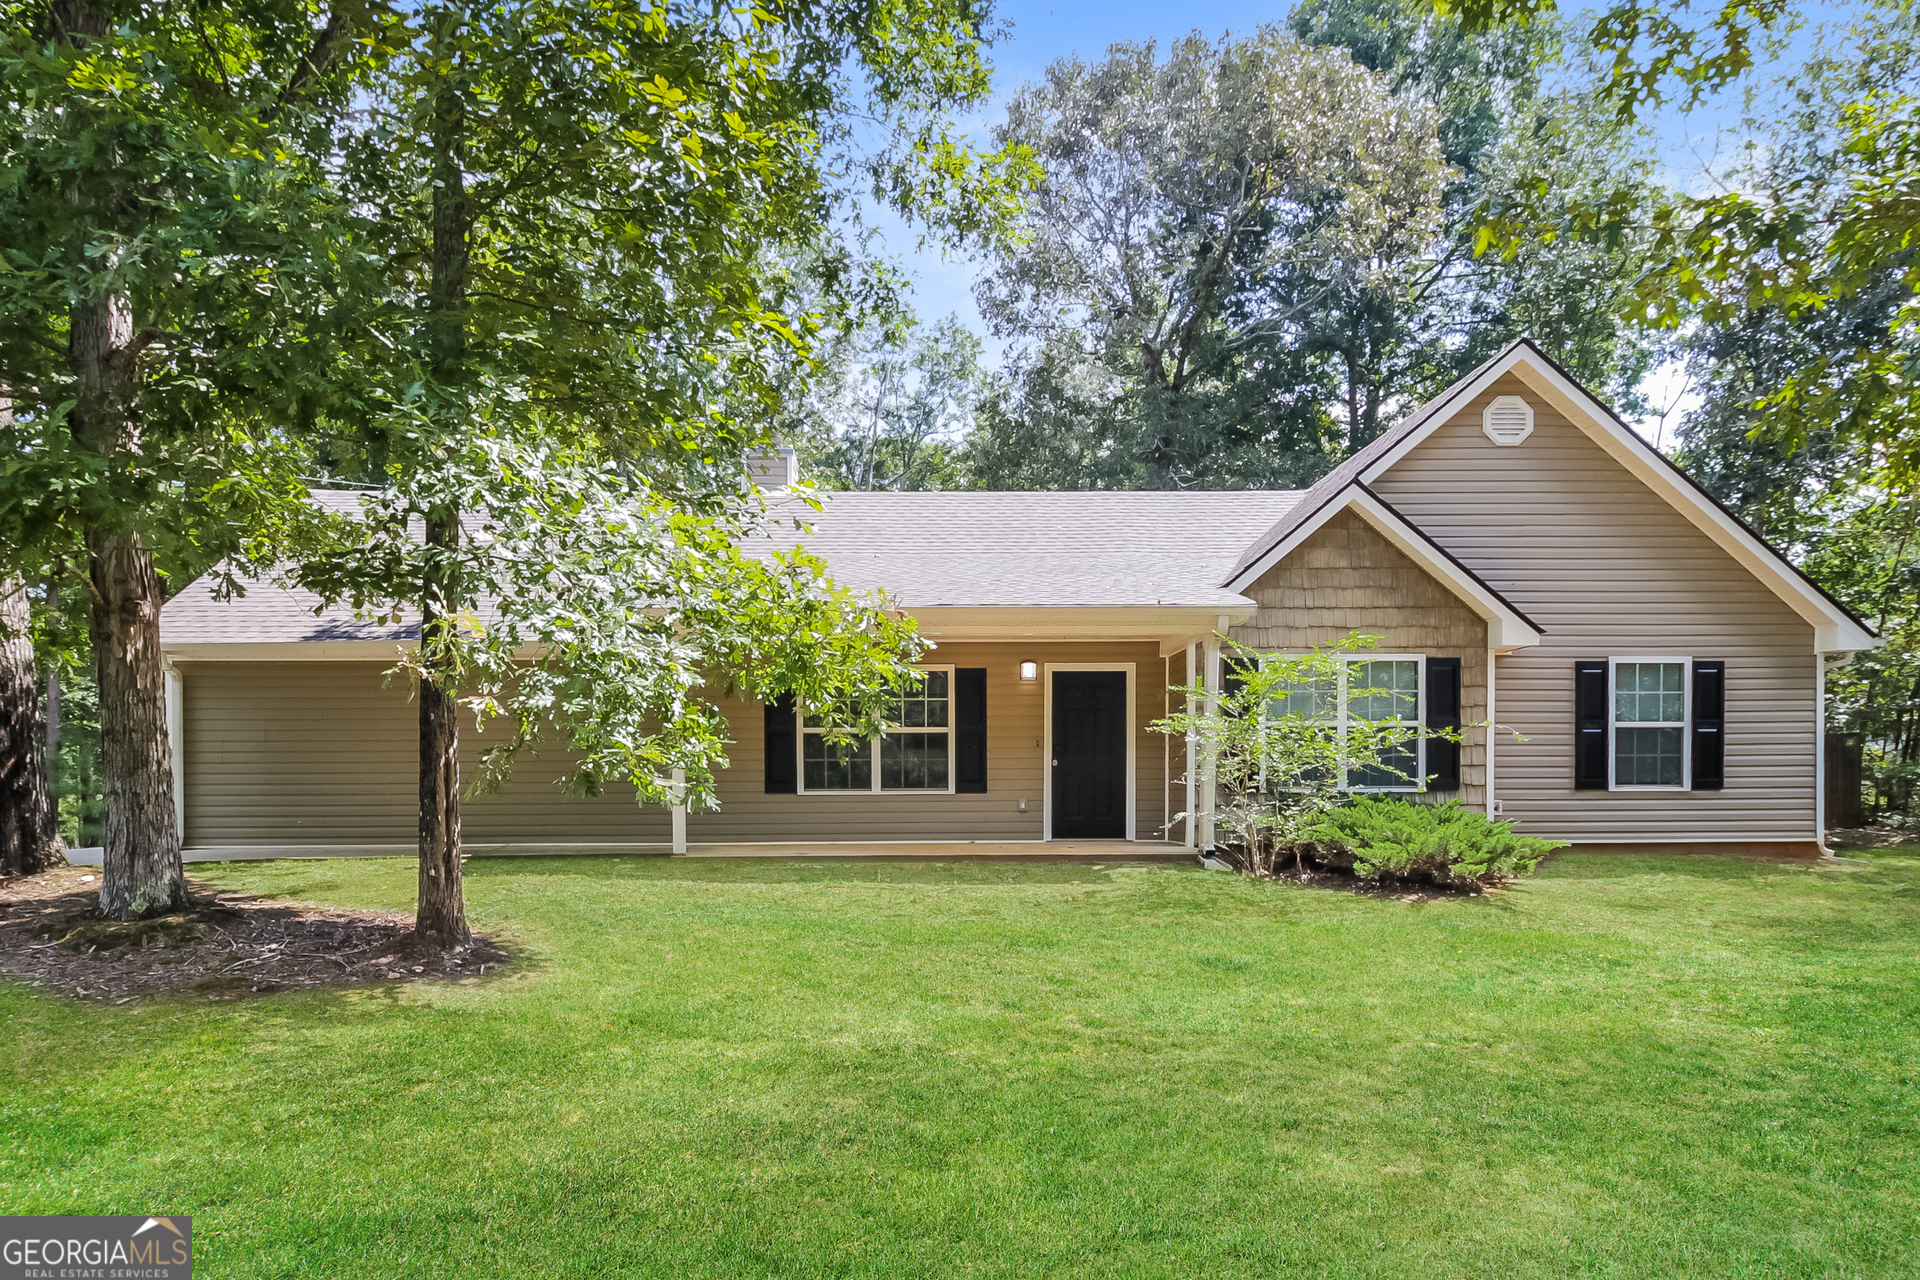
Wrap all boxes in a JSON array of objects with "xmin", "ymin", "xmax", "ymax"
[{"xmin": 1019, "ymin": 661, "xmax": 1038, "ymax": 682}]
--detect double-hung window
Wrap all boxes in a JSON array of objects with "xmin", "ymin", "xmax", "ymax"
[
  {"xmin": 1611, "ymin": 659, "xmax": 1688, "ymax": 789},
  {"xmin": 1271, "ymin": 655, "xmax": 1426, "ymax": 792},
  {"xmin": 801, "ymin": 666, "xmax": 954, "ymax": 793},
  {"xmin": 1345, "ymin": 658, "xmax": 1423, "ymax": 789}
]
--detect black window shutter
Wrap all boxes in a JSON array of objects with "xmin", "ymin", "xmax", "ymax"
[
  {"xmin": 1574, "ymin": 660, "xmax": 1610, "ymax": 790},
  {"xmin": 1692, "ymin": 660, "xmax": 1725, "ymax": 790},
  {"xmin": 1424, "ymin": 656, "xmax": 1462, "ymax": 792},
  {"xmin": 1222, "ymin": 654, "xmax": 1254, "ymax": 716},
  {"xmin": 955, "ymin": 668, "xmax": 987, "ymax": 793},
  {"xmin": 763, "ymin": 694, "xmax": 796, "ymax": 794}
]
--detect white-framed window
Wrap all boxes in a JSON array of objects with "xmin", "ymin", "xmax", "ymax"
[
  {"xmin": 800, "ymin": 665, "xmax": 955, "ymax": 794},
  {"xmin": 1270, "ymin": 654, "xmax": 1426, "ymax": 792},
  {"xmin": 1611, "ymin": 657, "xmax": 1689, "ymax": 790}
]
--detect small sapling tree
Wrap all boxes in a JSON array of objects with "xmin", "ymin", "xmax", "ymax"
[{"xmin": 1155, "ymin": 633, "xmax": 1461, "ymax": 876}]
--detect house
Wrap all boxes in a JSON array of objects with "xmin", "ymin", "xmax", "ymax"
[{"xmin": 158, "ymin": 339, "xmax": 1876, "ymax": 859}]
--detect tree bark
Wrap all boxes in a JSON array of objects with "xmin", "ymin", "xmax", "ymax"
[
  {"xmin": 413, "ymin": 16, "xmax": 472, "ymax": 948},
  {"xmin": 45, "ymin": 669, "xmax": 60, "ymax": 767},
  {"xmin": 88, "ymin": 528, "xmax": 184, "ymax": 916},
  {"xmin": 416, "ymin": 510, "xmax": 468, "ymax": 945},
  {"xmin": 55, "ymin": 0, "xmax": 185, "ymax": 918},
  {"xmin": 0, "ymin": 579, "xmax": 62, "ymax": 878}
]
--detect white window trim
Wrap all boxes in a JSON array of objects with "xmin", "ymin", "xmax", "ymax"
[
  {"xmin": 1264, "ymin": 653, "xmax": 1428, "ymax": 793},
  {"xmin": 797, "ymin": 663, "xmax": 957, "ymax": 795},
  {"xmin": 1608, "ymin": 656, "xmax": 1691, "ymax": 792}
]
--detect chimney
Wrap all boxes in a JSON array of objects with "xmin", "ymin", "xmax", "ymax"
[{"xmin": 746, "ymin": 446, "xmax": 799, "ymax": 490}]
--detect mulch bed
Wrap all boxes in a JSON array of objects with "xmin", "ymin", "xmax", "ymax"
[
  {"xmin": 1202, "ymin": 852, "xmax": 1494, "ymax": 898},
  {"xmin": 0, "ymin": 865, "xmax": 508, "ymax": 1004}
]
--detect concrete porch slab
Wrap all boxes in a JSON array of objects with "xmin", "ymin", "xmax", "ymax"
[
  {"xmin": 67, "ymin": 841, "xmax": 1198, "ymax": 865},
  {"xmin": 680, "ymin": 840, "xmax": 1194, "ymax": 861}
]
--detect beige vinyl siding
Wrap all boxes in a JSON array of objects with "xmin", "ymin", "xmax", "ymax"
[
  {"xmin": 1369, "ymin": 373, "xmax": 1817, "ymax": 843},
  {"xmin": 183, "ymin": 643, "xmax": 1178, "ymax": 848},
  {"xmin": 1230, "ymin": 508, "xmax": 1489, "ymax": 808},
  {"xmin": 688, "ymin": 641, "xmax": 1176, "ymax": 843},
  {"xmin": 182, "ymin": 662, "xmax": 669, "ymax": 847}
]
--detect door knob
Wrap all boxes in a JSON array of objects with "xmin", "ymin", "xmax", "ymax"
[{"xmin": 1051, "ymin": 759, "xmax": 1058, "ymax": 766}]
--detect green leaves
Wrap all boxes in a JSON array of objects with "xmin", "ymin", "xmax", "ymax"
[
  {"xmin": 1303, "ymin": 796, "xmax": 1563, "ymax": 885},
  {"xmin": 1153, "ymin": 633, "xmax": 1464, "ymax": 875},
  {"xmin": 295, "ymin": 442, "xmax": 924, "ymax": 811},
  {"xmin": 1435, "ymin": 0, "xmax": 1791, "ymax": 122}
]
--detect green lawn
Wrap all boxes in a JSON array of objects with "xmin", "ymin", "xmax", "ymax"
[{"xmin": 3, "ymin": 850, "xmax": 1917, "ymax": 1278}]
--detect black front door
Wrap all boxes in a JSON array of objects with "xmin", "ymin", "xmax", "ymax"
[{"xmin": 1051, "ymin": 671, "xmax": 1128, "ymax": 838}]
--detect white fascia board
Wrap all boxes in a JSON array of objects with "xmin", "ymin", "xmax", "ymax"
[
  {"xmin": 908, "ymin": 604, "xmax": 1254, "ymax": 646},
  {"xmin": 1222, "ymin": 487, "xmax": 1541, "ymax": 652},
  {"xmin": 1358, "ymin": 344, "xmax": 1879, "ymax": 655}
]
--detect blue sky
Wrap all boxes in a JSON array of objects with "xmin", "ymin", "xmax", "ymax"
[{"xmin": 862, "ymin": 0, "xmax": 1871, "ymax": 435}]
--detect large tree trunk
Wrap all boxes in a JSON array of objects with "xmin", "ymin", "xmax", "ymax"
[
  {"xmin": 56, "ymin": 0, "xmax": 184, "ymax": 918},
  {"xmin": 88, "ymin": 528, "xmax": 183, "ymax": 917},
  {"xmin": 0, "ymin": 579, "xmax": 61, "ymax": 878},
  {"xmin": 413, "ymin": 23, "xmax": 472, "ymax": 948}
]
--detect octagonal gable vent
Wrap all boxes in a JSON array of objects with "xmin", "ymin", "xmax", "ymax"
[{"xmin": 1482, "ymin": 395, "xmax": 1534, "ymax": 446}]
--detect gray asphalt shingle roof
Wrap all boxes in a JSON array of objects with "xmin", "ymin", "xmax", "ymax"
[
  {"xmin": 162, "ymin": 487, "xmax": 1307, "ymax": 645},
  {"xmin": 761, "ymin": 490, "xmax": 1303, "ymax": 610}
]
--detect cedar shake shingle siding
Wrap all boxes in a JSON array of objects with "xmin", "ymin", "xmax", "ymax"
[
  {"xmin": 1369, "ymin": 373, "xmax": 1820, "ymax": 844},
  {"xmin": 1231, "ymin": 509, "xmax": 1490, "ymax": 810}
]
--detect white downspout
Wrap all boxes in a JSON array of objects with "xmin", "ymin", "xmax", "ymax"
[
  {"xmin": 670, "ymin": 767, "xmax": 688, "ymax": 855},
  {"xmin": 1184, "ymin": 644, "xmax": 1197, "ymax": 850},
  {"xmin": 1485, "ymin": 647, "xmax": 1497, "ymax": 819},
  {"xmin": 1815, "ymin": 656, "xmax": 1828, "ymax": 853},
  {"xmin": 165, "ymin": 661, "xmax": 184, "ymax": 844}
]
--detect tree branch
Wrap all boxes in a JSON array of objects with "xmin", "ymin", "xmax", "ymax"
[{"xmin": 270, "ymin": 7, "xmax": 361, "ymax": 118}]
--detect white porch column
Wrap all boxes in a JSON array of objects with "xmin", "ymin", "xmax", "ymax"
[
  {"xmin": 1201, "ymin": 631, "xmax": 1221, "ymax": 852},
  {"xmin": 670, "ymin": 767, "xmax": 687, "ymax": 855},
  {"xmin": 1183, "ymin": 644, "xmax": 1197, "ymax": 850},
  {"xmin": 1816, "ymin": 656, "xmax": 1828, "ymax": 850},
  {"xmin": 165, "ymin": 661, "xmax": 184, "ymax": 843}
]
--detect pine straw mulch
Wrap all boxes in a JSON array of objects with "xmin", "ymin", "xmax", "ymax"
[{"xmin": 0, "ymin": 864, "xmax": 508, "ymax": 1004}]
